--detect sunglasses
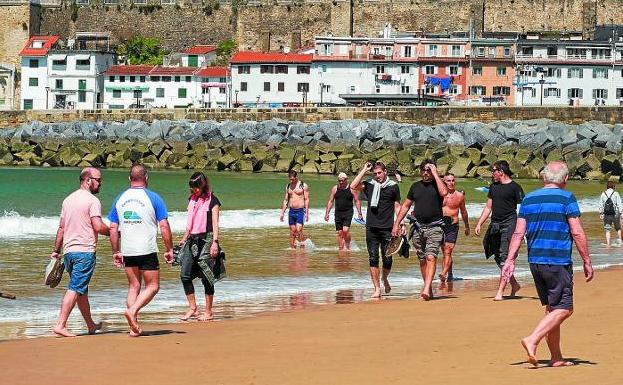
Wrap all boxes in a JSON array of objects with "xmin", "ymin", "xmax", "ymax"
[
  {"xmin": 89, "ymin": 177, "xmax": 102, "ymax": 182},
  {"xmin": 491, "ymin": 168, "xmax": 500, "ymax": 172}
]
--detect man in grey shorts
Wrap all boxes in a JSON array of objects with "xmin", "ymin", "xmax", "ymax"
[
  {"xmin": 393, "ymin": 159, "xmax": 448, "ymax": 300},
  {"xmin": 501, "ymin": 161, "xmax": 593, "ymax": 367}
]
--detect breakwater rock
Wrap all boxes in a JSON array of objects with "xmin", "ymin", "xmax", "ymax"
[{"xmin": 0, "ymin": 118, "xmax": 621, "ymax": 180}]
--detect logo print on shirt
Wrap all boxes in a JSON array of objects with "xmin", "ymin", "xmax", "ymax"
[{"xmin": 123, "ymin": 211, "xmax": 142, "ymax": 222}]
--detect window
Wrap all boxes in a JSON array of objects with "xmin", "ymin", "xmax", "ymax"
[
  {"xmin": 275, "ymin": 65, "xmax": 288, "ymax": 74},
  {"xmin": 174, "ymin": 76, "xmax": 181, "ymax": 82},
  {"xmin": 425, "ymin": 65, "xmax": 435, "ymax": 75},
  {"xmin": 476, "ymin": 47, "xmax": 485, "ymax": 57},
  {"xmin": 566, "ymin": 48, "xmax": 586, "ymax": 59},
  {"xmin": 202, "ymin": 87, "xmax": 209, "ymax": 95},
  {"xmin": 263, "ymin": 82, "xmax": 270, "ymax": 92},
  {"xmin": 185, "ymin": 76, "xmax": 191, "ymax": 82},
  {"xmin": 376, "ymin": 65, "xmax": 385, "ymax": 74},
  {"xmin": 162, "ymin": 76, "xmax": 171, "ymax": 82},
  {"xmin": 488, "ymin": 47, "xmax": 495, "ymax": 58},
  {"xmin": 449, "ymin": 65, "xmax": 459, "ymax": 75},
  {"xmin": 112, "ymin": 90, "xmax": 121, "ymax": 98},
  {"xmin": 320, "ymin": 43, "xmax": 333, "ymax": 56},
  {"xmin": 350, "ymin": 85, "xmax": 356, "ymax": 93},
  {"xmin": 78, "ymin": 91, "xmax": 86, "ymax": 103},
  {"xmin": 260, "ymin": 65, "xmax": 274, "ymax": 74},
  {"xmin": 375, "ymin": 85, "xmax": 380, "ymax": 94},
  {"xmin": 219, "ymin": 87, "xmax": 226, "ymax": 94},
  {"xmin": 240, "ymin": 82, "xmax": 247, "ymax": 91},
  {"xmin": 161, "ymin": 0, "xmax": 175, "ymax": 4},
  {"xmin": 238, "ymin": 66, "xmax": 251, "ymax": 74},
  {"xmin": 472, "ymin": 66, "xmax": 482, "ymax": 76},
  {"xmin": 546, "ymin": 68, "xmax": 561, "ymax": 78},
  {"xmin": 188, "ymin": 55, "xmax": 198, "ymax": 67},
  {"xmin": 297, "ymin": 66, "xmax": 310, "ymax": 74},
  {"xmin": 401, "ymin": 86, "xmax": 410, "ymax": 94},
  {"xmin": 403, "ymin": 46, "xmax": 412, "ymax": 58},
  {"xmin": 592, "ymin": 89, "xmax": 608, "ymax": 99},
  {"xmin": 545, "ymin": 88, "xmax": 561, "ymax": 97},
  {"xmin": 592, "ymin": 68, "xmax": 608, "ymax": 79},
  {"xmin": 28, "ymin": 78, "xmax": 38, "ymax": 87},
  {"xmin": 567, "ymin": 68, "xmax": 583, "ymax": 78},
  {"xmin": 109, "ymin": 76, "xmax": 115, "ymax": 82},
  {"xmin": 104, "ymin": 0, "xmax": 119, "ymax": 3},
  {"xmin": 591, "ymin": 48, "xmax": 611, "ymax": 59},
  {"xmin": 133, "ymin": 90, "xmax": 142, "ymax": 99},
  {"xmin": 55, "ymin": 79, "xmax": 63, "ymax": 90},
  {"xmin": 52, "ymin": 59, "xmax": 67, "ymax": 70},
  {"xmin": 401, "ymin": 65, "xmax": 410, "ymax": 74},
  {"xmin": 219, "ymin": 77, "xmax": 226, "ymax": 83},
  {"xmin": 451, "ymin": 45, "xmax": 461, "ymax": 57},
  {"xmin": 130, "ymin": 76, "xmax": 136, "ymax": 82},
  {"xmin": 178, "ymin": 88, "xmax": 187, "ymax": 98},
  {"xmin": 23, "ymin": 99, "xmax": 33, "ymax": 110},
  {"xmin": 449, "ymin": 85, "xmax": 459, "ymax": 95},
  {"xmin": 568, "ymin": 88, "xmax": 583, "ymax": 98},
  {"xmin": 503, "ymin": 47, "xmax": 511, "ymax": 57},
  {"xmin": 156, "ymin": 88, "xmax": 164, "ymax": 98},
  {"xmin": 321, "ymin": 65, "xmax": 327, "ymax": 73},
  {"xmin": 297, "ymin": 83, "xmax": 309, "ymax": 92},
  {"xmin": 547, "ymin": 46, "xmax": 557, "ymax": 57},
  {"xmin": 151, "ymin": 76, "xmax": 161, "ymax": 82},
  {"xmin": 278, "ymin": 82, "xmax": 285, "ymax": 92},
  {"xmin": 469, "ymin": 86, "xmax": 486, "ymax": 95},
  {"xmin": 140, "ymin": 76, "xmax": 146, "ymax": 82},
  {"xmin": 617, "ymin": 88, "xmax": 623, "ymax": 99},
  {"xmin": 76, "ymin": 59, "xmax": 90, "ymax": 70},
  {"xmin": 76, "ymin": 0, "xmax": 89, "ymax": 4},
  {"xmin": 29, "ymin": 59, "xmax": 39, "ymax": 68},
  {"xmin": 427, "ymin": 45, "xmax": 438, "ymax": 56},
  {"xmin": 425, "ymin": 85, "xmax": 436, "ymax": 94},
  {"xmin": 493, "ymin": 86, "xmax": 510, "ymax": 95},
  {"xmin": 119, "ymin": 76, "xmax": 126, "ymax": 82},
  {"xmin": 78, "ymin": 79, "xmax": 86, "ymax": 90},
  {"xmin": 496, "ymin": 67, "xmax": 507, "ymax": 76}
]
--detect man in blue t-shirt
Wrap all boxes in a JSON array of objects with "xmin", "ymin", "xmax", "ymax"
[
  {"xmin": 500, "ymin": 161, "xmax": 593, "ymax": 368},
  {"xmin": 108, "ymin": 164, "xmax": 174, "ymax": 337}
]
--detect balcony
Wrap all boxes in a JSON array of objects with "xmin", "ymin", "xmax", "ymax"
[{"xmin": 369, "ymin": 54, "xmax": 393, "ymax": 61}]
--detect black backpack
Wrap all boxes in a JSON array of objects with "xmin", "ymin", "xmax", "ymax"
[{"xmin": 604, "ymin": 191, "xmax": 616, "ymax": 215}]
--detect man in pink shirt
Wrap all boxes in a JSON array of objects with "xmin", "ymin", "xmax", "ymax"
[{"xmin": 51, "ymin": 167, "xmax": 110, "ymax": 337}]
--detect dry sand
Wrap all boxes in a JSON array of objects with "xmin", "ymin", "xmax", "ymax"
[{"xmin": 1, "ymin": 267, "xmax": 622, "ymax": 385}]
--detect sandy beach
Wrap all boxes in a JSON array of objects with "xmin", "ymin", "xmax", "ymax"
[{"xmin": 1, "ymin": 266, "xmax": 621, "ymax": 385}]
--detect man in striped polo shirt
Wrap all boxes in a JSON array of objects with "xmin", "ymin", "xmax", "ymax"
[{"xmin": 500, "ymin": 161, "xmax": 594, "ymax": 368}]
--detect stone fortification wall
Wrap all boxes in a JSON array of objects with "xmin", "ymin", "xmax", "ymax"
[{"xmin": 0, "ymin": 117, "xmax": 622, "ymax": 181}]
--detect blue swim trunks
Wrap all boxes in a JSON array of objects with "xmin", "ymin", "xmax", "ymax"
[
  {"xmin": 64, "ymin": 252, "xmax": 96, "ymax": 295},
  {"xmin": 288, "ymin": 208, "xmax": 306, "ymax": 226}
]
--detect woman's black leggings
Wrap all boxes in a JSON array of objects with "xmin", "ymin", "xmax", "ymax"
[{"xmin": 180, "ymin": 236, "xmax": 215, "ymax": 296}]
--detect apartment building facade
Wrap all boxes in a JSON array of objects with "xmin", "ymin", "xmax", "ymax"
[{"xmin": 468, "ymin": 38, "xmax": 516, "ymax": 105}]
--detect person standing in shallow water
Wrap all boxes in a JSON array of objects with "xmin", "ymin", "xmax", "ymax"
[
  {"xmin": 279, "ymin": 170, "xmax": 310, "ymax": 249},
  {"xmin": 500, "ymin": 161, "xmax": 593, "ymax": 367},
  {"xmin": 324, "ymin": 172, "xmax": 364, "ymax": 251},
  {"xmin": 440, "ymin": 172, "xmax": 470, "ymax": 282},
  {"xmin": 475, "ymin": 160, "xmax": 524, "ymax": 300},
  {"xmin": 177, "ymin": 172, "xmax": 222, "ymax": 321},
  {"xmin": 599, "ymin": 180, "xmax": 623, "ymax": 247},
  {"xmin": 51, "ymin": 167, "xmax": 109, "ymax": 337}
]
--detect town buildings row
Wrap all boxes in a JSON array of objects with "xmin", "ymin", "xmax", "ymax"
[{"xmin": 16, "ymin": 29, "xmax": 623, "ymax": 110}]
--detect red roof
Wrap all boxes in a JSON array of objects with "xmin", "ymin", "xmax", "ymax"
[
  {"xmin": 184, "ymin": 45, "xmax": 217, "ymax": 55},
  {"xmin": 19, "ymin": 35, "xmax": 60, "ymax": 57},
  {"xmin": 196, "ymin": 66, "xmax": 229, "ymax": 77},
  {"xmin": 104, "ymin": 65, "xmax": 155, "ymax": 75},
  {"xmin": 230, "ymin": 51, "xmax": 313, "ymax": 64},
  {"xmin": 149, "ymin": 66, "xmax": 198, "ymax": 75}
]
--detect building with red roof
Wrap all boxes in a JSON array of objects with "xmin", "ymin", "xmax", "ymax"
[
  {"xmin": 178, "ymin": 45, "xmax": 218, "ymax": 68},
  {"xmin": 19, "ymin": 36, "xmax": 60, "ymax": 57}
]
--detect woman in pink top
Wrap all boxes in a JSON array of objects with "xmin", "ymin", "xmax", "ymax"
[{"xmin": 178, "ymin": 172, "xmax": 221, "ymax": 321}]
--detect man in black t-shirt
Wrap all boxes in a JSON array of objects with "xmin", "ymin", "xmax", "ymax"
[
  {"xmin": 351, "ymin": 161, "xmax": 401, "ymax": 299},
  {"xmin": 475, "ymin": 160, "xmax": 525, "ymax": 299},
  {"xmin": 393, "ymin": 159, "xmax": 448, "ymax": 300}
]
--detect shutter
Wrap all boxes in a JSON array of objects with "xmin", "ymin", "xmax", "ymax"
[
  {"xmin": 567, "ymin": 69, "xmax": 572, "ymax": 78},
  {"xmin": 592, "ymin": 89, "xmax": 596, "ymax": 99},
  {"xmin": 604, "ymin": 90, "xmax": 608, "ymax": 99},
  {"xmin": 593, "ymin": 69, "xmax": 596, "ymax": 78},
  {"xmin": 579, "ymin": 89, "xmax": 583, "ymax": 98},
  {"xmin": 568, "ymin": 88, "xmax": 572, "ymax": 98}
]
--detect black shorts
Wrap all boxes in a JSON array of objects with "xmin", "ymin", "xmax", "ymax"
[
  {"xmin": 530, "ymin": 263, "xmax": 573, "ymax": 310},
  {"xmin": 443, "ymin": 223, "xmax": 460, "ymax": 244},
  {"xmin": 335, "ymin": 211, "xmax": 353, "ymax": 230},
  {"xmin": 124, "ymin": 253, "xmax": 160, "ymax": 271}
]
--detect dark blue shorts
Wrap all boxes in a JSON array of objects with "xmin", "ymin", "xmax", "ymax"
[
  {"xmin": 530, "ymin": 263, "xmax": 574, "ymax": 310},
  {"xmin": 288, "ymin": 208, "xmax": 305, "ymax": 226},
  {"xmin": 64, "ymin": 252, "xmax": 96, "ymax": 295}
]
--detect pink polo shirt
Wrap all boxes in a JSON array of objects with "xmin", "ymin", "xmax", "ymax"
[
  {"xmin": 60, "ymin": 189, "xmax": 102, "ymax": 253},
  {"xmin": 186, "ymin": 193, "xmax": 213, "ymax": 235}
]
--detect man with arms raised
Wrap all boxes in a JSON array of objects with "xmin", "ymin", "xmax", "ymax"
[
  {"xmin": 51, "ymin": 167, "xmax": 109, "ymax": 337},
  {"xmin": 351, "ymin": 161, "xmax": 401, "ymax": 298},
  {"xmin": 324, "ymin": 172, "xmax": 364, "ymax": 251},
  {"xmin": 475, "ymin": 160, "xmax": 524, "ymax": 300},
  {"xmin": 439, "ymin": 172, "xmax": 470, "ymax": 282},
  {"xmin": 500, "ymin": 161, "xmax": 593, "ymax": 367},
  {"xmin": 279, "ymin": 170, "xmax": 310, "ymax": 249},
  {"xmin": 108, "ymin": 164, "xmax": 173, "ymax": 337},
  {"xmin": 393, "ymin": 159, "xmax": 448, "ymax": 300}
]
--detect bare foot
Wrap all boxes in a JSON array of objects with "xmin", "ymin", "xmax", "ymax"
[
  {"xmin": 439, "ymin": 273, "xmax": 447, "ymax": 283},
  {"xmin": 383, "ymin": 278, "xmax": 391, "ymax": 294},
  {"xmin": 180, "ymin": 309, "xmax": 199, "ymax": 321},
  {"xmin": 420, "ymin": 292, "xmax": 430, "ymax": 301},
  {"xmin": 53, "ymin": 326, "xmax": 76, "ymax": 338},
  {"xmin": 88, "ymin": 322, "xmax": 103, "ymax": 335},
  {"xmin": 129, "ymin": 328, "xmax": 143, "ymax": 338},
  {"xmin": 549, "ymin": 360, "xmax": 575, "ymax": 367},
  {"xmin": 511, "ymin": 283, "xmax": 521, "ymax": 297},
  {"xmin": 521, "ymin": 337, "xmax": 538, "ymax": 366},
  {"xmin": 124, "ymin": 309, "xmax": 141, "ymax": 336},
  {"xmin": 493, "ymin": 295, "xmax": 504, "ymax": 301},
  {"xmin": 370, "ymin": 289, "xmax": 381, "ymax": 299},
  {"xmin": 199, "ymin": 312, "xmax": 214, "ymax": 322}
]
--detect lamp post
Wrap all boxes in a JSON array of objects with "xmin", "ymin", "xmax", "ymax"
[
  {"xmin": 539, "ymin": 76, "xmax": 545, "ymax": 106},
  {"xmin": 235, "ymin": 90, "xmax": 239, "ymax": 108},
  {"xmin": 320, "ymin": 82, "xmax": 324, "ymax": 106},
  {"xmin": 45, "ymin": 86, "xmax": 50, "ymax": 109}
]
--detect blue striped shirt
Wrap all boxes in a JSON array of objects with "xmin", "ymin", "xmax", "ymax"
[{"xmin": 518, "ymin": 187, "xmax": 580, "ymax": 265}]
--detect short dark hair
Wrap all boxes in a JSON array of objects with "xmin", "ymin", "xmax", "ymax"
[
  {"xmin": 288, "ymin": 170, "xmax": 298, "ymax": 178},
  {"xmin": 493, "ymin": 160, "xmax": 513, "ymax": 176},
  {"xmin": 607, "ymin": 180, "xmax": 616, "ymax": 189},
  {"xmin": 130, "ymin": 164, "xmax": 148, "ymax": 182},
  {"xmin": 373, "ymin": 162, "xmax": 387, "ymax": 171},
  {"xmin": 419, "ymin": 158, "xmax": 435, "ymax": 171}
]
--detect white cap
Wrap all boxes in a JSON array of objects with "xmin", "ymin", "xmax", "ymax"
[{"xmin": 337, "ymin": 172, "xmax": 348, "ymax": 179}]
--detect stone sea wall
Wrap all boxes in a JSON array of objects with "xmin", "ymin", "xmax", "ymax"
[{"xmin": 0, "ymin": 118, "xmax": 622, "ymax": 180}]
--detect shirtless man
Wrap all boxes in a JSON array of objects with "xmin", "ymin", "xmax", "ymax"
[
  {"xmin": 439, "ymin": 173, "xmax": 470, "ymax": 282},
  {"xmin": 280, "ymin": 170, "xmax": 310, "ymax": 249}
]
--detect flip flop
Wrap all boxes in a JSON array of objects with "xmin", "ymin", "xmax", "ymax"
[{"xmin": 353, "ymin": 218, "xmax": 366, "ymax": 225}]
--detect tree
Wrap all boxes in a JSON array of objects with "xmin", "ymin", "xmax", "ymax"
[
  {"xmin": 212, "ymin": 39, "xmax": 237, "ymax": 66},
  {"xmin": 117, "ymin": 36, "xmax": 170, "ymax": 65}
]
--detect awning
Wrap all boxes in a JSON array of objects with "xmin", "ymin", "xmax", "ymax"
[
  {"xmin": 105, "ymin": 86, "xmax": 149, "ymax": 92},
  {"xmin": 75, "ymin": 54, "xmax": 91, "ymax": 60},
  {"xmin": 201, "ymin": 82, "xmax": 226, "ymax": 88}
]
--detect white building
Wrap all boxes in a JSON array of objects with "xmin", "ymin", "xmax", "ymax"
[
  {"xmin": 196, "ymin": 67, "xmax": 229, "ymax": 108},
  {"xmin": 230, "ymin": 52, "xmax": 312, "ymax": 107},
  {"xmin": 0, "ymin": 62, "xmax": 17, "ymax": 110},
  {"xmin": 20, "ymin": 33, "xmax": 116, "ymax": 110},
  {"xmin": 103, "ymin": 65, "xmax": 154, "ymax": 109},
  {"xmin": 164, "ymin": 45, "xmax": 218, "ymax": 68}
]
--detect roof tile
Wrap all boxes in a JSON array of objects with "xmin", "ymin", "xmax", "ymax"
[{"xmin": 230, "ymin": 51, "xmax": 313, "ymax": 64}]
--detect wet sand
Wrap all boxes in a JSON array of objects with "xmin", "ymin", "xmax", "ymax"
[{"xmin": 1, "ymin": 266, "xmax": 621, "ymax": 385}]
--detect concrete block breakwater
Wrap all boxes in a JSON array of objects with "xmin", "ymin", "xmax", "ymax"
[{"xmin": 0, "ymin": 118, "xmax": 622, "ymax": 180}]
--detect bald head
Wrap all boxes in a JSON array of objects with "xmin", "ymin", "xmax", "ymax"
[
  {"xmin": 79, "ymin": 167, "xmax": 99, "ymax": 182},
  {"xmin": 79, "ymin": 167, "xmax": 102, "ymax": 194},
  {"xmin": 542, "ymin": 161, "xmax": 568, "ymax": 185},
  {"xmin": 130, "ymin": 164, "xmax": 148, "ymax": 183}
]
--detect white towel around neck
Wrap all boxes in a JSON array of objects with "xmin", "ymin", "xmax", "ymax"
[{"xmin": 369, "ymin": 177, "xmax": 397, "ymax": 208}]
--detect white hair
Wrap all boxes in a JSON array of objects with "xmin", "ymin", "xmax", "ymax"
[{"xmin": 541, "ymin": 161, "xmax": 568, "ymax": 184}]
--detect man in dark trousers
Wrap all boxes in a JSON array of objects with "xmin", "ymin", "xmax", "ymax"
[
  {"xmin": 475, "ymin": 160, "xmax": 524, "ymax": 300},
  {"xmin": 393, "ymin": 159, "xmax": 448, "ymax": 300}
]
